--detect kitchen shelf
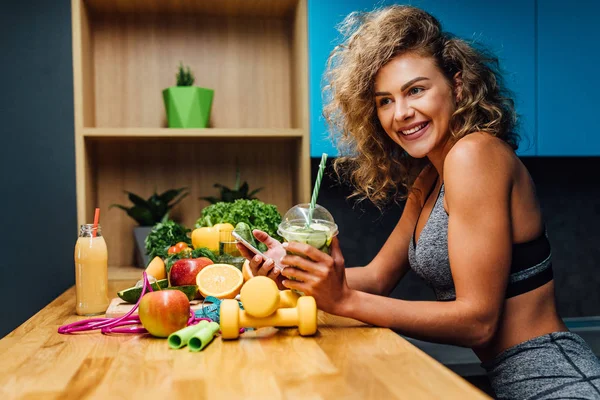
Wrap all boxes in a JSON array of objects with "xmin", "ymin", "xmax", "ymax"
[
  {"xmin": 84, "ymin": 0, "xmax": 299, "ymax": 18},
  {"xmin": 82, "ymin": 127, "xmax": 305, "ymax": 140},
  {"xmin": 72, "ymin": 0, "xmax": 310, "ymax": 266}
]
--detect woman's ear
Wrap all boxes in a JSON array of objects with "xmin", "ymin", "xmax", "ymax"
[{"xmin": 453, "ymin": 71, "xmax": 463, "ymax": 102}]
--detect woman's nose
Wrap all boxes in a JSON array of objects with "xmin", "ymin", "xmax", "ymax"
[{"xmin": 394, "ymin": 99, "xmax": 414, "ymax": 121}]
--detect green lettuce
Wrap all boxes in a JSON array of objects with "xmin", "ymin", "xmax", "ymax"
[{"xmin": 195, "ymin": 199, "xmax": 283, "ymax": 251}]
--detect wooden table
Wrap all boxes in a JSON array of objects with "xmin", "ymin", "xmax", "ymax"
[{"xmin": 0, "ymin": 267, "xmax": 489, "ymax": 399}]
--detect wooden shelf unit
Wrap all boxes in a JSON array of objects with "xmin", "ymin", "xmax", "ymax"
[
  {"xmin": 71, "ymin": 0, "xmax": 310, "ymax": 266},
  {"xmin": 82, "ymin": 127, "xmax": 305, "ymax": 139}
]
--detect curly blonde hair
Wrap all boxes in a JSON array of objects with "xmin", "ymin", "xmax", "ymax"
[{"xmin": 323, "ymin": 5, "xmax": 519, "ymax": 207}]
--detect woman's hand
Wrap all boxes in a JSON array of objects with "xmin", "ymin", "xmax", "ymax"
[
  {"xmin": 235, "ymin": 229, "xmax": 286, "ymax": 289},
  {"xmin": 279, "ymin": 237, "xmax": 352, "ymax": 315}
]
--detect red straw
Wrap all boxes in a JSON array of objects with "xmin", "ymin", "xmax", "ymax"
[{"xmin": 92, "ymin": 207, "xmax": 100, "ymax": 238}]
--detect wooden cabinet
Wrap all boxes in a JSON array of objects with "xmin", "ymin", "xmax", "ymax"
[{"xmin": 71, "ymin": 0, "xmax": 310, "ymax": 266}]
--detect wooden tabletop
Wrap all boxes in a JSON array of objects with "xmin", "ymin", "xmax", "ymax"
[{"xmin": 0, "ymin": 267, "xmax": 489, "ymax": 399}]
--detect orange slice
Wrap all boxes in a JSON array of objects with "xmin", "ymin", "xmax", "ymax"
[
  {"xmin": 242, "ymin": 259, "xmax": 254, "ymax": 282},
  {"xmin": 196, "ymin": 263, "xmax": 243, "ymax": 299},
  {"xmin": 145, "ymin": 256, "xmax": 166, "ymax": 280}
]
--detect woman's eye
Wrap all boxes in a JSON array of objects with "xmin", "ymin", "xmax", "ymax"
[
  {"xmin": 408, "ymin": 87, "xmax": 424, "ymax": 96},
  {"xmin": 378, "ymin": 98, "xmax": 392, "ymax": 107}
]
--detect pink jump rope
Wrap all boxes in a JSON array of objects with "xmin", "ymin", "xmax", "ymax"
[
  {"xmin": 58, "ymin": 208, "xmax": 211, "ymax": 335},
  {"xmin": 58, "ymin": 270, "xmax": 212, "ymax": 335}
]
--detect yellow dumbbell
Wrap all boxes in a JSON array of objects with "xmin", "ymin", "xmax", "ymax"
[
  {"xmin": 220, "ymin": 276, "xmax": 317, "ymax": 339},
  {"xmin": 242, "ymin": 261, "xmax": 299, "ymax": 308}
]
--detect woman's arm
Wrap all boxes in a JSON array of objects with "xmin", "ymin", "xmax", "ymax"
[
  {"xmin": 282, "ymin": 137, "xmax": 514, "ymax": 348},
  {"xmin": 344, "ymin": 166, "xmax": 437, "ymax": 295},
  {"xmin": 240, "ymin": 165, "xmax": 437, "ymax": 296}
]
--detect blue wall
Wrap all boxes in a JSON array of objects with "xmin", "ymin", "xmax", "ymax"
[
  {"xmin": 308, "ymin": 0, "xmax": 600, "ymax": 157},
  {"xmin": 537, "ymin": 0, "xmax": 599, "ymax": 156}
]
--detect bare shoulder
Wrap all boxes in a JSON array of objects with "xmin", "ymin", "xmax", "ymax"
[
  {"xmin": 444, "ymin": 133, "xmax": 517, "ymax": 187},
  {"xmin": 443, "ymin": 133, "xmax": 517, "ymax": 211}
]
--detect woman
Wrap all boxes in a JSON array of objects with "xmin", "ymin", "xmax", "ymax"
[{"xmin": 237, "ymin": 6, "xmax": 600, "ymax": 398}]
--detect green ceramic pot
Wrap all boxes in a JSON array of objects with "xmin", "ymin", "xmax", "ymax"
[{"xmin": 162, "ymin": 86, "xmax": 214, "ymax": 128}]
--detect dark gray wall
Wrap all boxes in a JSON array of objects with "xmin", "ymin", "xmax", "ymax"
[
  {"xmin": 0, "ymin": 1, "xmax": 76, "ymax": 337},
  {"xmin": 314, "ymin": 157, "xmax": 600, "ymax": 318}
]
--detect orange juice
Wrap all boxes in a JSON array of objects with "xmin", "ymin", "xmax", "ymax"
[{"xmin": 74, "ymin": 224, "xmax": 109, "ymax": 316}]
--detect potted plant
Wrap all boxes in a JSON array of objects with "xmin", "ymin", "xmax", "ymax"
[
  {"xmin": 200, "ymin": 165, "xmax": 263, "ymax": 204},
  {"xmin": 110, "ymin": 187, "xmax": 189, "ymax": 267},
  {"xmin": 163, "ymin": 63, "xmax": 214, "ymax": 128}
]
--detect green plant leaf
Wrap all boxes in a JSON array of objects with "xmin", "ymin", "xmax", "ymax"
[
  {"xmin": 165, "ymin": 190, "xmax": 189, "ymax": 211},
  {"xmin": 159, "ymin": 187, "xmax": 188, "ymax": 204},
  {"xmin": 194, "ymin": 199, "xmax": 282, "ymax": 241},
  {"xmin": 200, "ymin": 169, "xmax": 262, "ymax": 204},
  {"xmin": 191, "ymin": 247, "xmax": 217, "ymax": 262},
  {"xmin": 127, "ymin": 205, "xmax": 155, "ymax": 226},
  {"xmin": 145, "ymin": 193, "xmax": 164, "ymax": 223},
  {"xmin": 148, "ymin": 192, "xmax": 162, "ymax": 207},
  {"xmin": 111, "ymin": 186, "xmax": 190, "ymax": 225},
  {"xmin": 111, "ymin": 203, "xmax": 153, "ymax": 225},
  {"xmin": 222, "ymin": 191, "xmax": 236, "ymax": 203},
  {"xmin": 199, "ymin": 196, "xmax": 219, "ymax": 204},
  {"xmin": 239, "ymin": 181, "xmax": 250, "ymax": 196},
  {"xmin": 176, "ymin": 62, "xmax": 195, "ymax": 86},
  {"xmin": 145, "ymin": 220, "xmax": 191, "ymax": 259},
  {"xmin": 213, "ymin": 183, "xmax": 231, "ymax": 191},
  {"xmin": 125, "ymin": 191, "xmax": 149, "ymax": 208}
]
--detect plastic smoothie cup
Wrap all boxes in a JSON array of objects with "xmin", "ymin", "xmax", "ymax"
[{"xmin": 277, "ymin": 203, "xmax": 338, "ymax": 257}]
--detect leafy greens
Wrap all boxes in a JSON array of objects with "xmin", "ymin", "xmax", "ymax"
[
  {"xmin": 195, "ymin": 199, "xmax": 282, "ymax": 251},
  {"xmin": 145, "ymin": 220, "xmax": 191, "ymax": 259}
]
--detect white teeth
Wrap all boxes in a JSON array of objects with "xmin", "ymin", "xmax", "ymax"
[{"xmin": 401, "ymin": 122, "xmax": 427, "ymax": 135}]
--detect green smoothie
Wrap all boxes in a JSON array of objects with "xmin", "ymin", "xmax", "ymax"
[
  {"xmin": 278, "ymin": 203, "xmax": 338, "ymax": 256},
  {"xmin": 278, "ymin": 222, "xmax": 335, "ymax": 254},
  {"xmin": 277, "ymin": 205, "xmax": 338, "ymax": 294}
]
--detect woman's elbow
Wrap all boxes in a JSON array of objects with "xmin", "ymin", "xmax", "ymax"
[
  {"xmin": 469, "ymin": 322, "xmax": 497, "ymax": 348},
  {"xmin": 465, "ymin": 310, "xmax": 500, "ymax": 348},
  {"xmin": 469, "ymin": 316, "xmax": 499, "ymax": 348}
]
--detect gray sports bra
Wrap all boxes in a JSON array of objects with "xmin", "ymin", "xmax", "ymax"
[{"xmin": 408, "ymin": 181, "xmax": 553, "ymax": 301}]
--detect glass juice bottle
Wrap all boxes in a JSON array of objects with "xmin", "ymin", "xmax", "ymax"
[{"xmin": 74, "ymin": 224, "xmax": 109, "ymax": 316}]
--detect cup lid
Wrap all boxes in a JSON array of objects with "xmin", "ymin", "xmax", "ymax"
[{"xmin": 277, "ymin": 203, "xmax": 338, "ymax": 237}]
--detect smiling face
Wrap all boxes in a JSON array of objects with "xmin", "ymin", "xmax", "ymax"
[{"xmin": 374, "ymin": 53, "xmax": 458, "ymax": 160}]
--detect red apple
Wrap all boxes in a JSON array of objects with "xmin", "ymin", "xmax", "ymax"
[
  {"xmin": 169, "ymin": 257, "xmax": 213, "ymax": 287},
  {"xmin": 138, "ymin": 290, "xmax": 190, "ymax": 337}
]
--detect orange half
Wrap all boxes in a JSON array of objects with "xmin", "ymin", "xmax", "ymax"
[{"xmin": 196, "ymin": 263, "xmax": 243, "ymax": 299}]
